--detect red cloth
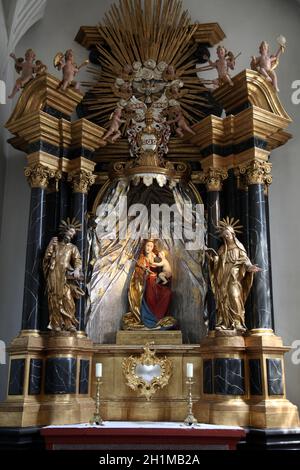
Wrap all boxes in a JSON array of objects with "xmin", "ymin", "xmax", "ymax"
[{"xmin": 145, "ymin": 273, "xmax": 172, "ymax": 320}]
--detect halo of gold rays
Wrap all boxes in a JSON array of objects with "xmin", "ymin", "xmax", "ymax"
[
  {"xmin": 217, "ymin": 217, "xmax": 243, "ymax": 235},
  {"xmin": 82, "ymin": 0, "xmax": 211, "ymax": 129},
  {"xmin": 59, "ymin": 217, "xmax": 82, "ymax": 233}
]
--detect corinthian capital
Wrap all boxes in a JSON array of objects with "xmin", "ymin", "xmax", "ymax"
[
  {"xmin": 24, "ymin": 164, "xmax": 59, "ymax": 189},
  {"xmin": 240, "ymin": 161, "xmax": 272, "ymax": 186},
  {"xmin": 198, "ymin": 167, "xmax": 228, "ymax": 191},
  {"xmin": 68, "ymin": 169, "xmax": 96, "ymax": 193}
]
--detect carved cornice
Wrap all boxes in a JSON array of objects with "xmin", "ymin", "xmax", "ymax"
[
  {"xmin": 239, "ymin": 161, "xmax": 272, "ymax": 186},
  {"xmin": 213, "ymin": 69, "xmax": 292, "ymax": 122},
  {"xmin": 68, "ymin": 169, "xmax": 96, "ymax": 193},
  {"xmin": 24, "ymin": 164, "xmax": 61, "ymax": 189},
  {"xmin": 193, "ymin": 167, "xmax": 228, "ymax": 191},
  {"xmin": 6, "ymin": 74, "xmax": 83, "ymax": 127}
]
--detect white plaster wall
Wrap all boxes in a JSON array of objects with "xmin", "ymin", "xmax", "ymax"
[{"xmin": 0, "ymin": 0, "xmax": 299, "ymax": 411}]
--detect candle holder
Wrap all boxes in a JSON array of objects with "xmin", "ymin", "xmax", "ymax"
[
  {"xmin": 184, "ymin": 377, "xmax": 198, "ymax": 426},
  {"xmin": 90, "ymin": 377, "xmax": 104, "ymax": 426}
]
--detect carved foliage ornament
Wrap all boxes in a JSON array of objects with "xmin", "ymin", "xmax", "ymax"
[
  {"xmin": 24, "ymin": 164, "xmax": 61, "ymax": 189},
  {"xmin": 240, "ymin": 161, "xmax": 272, "ymax": 186},
  {"xmin": 198, "ymin": 167, "xmax": 228, "ymax": 191},
  {"xmin": 68, "ymin": 169, "xmax": 96, "ymax": 193},
  {"xmin": 122, "ymin": 342, "xmax": 172, "ymax": 401}
]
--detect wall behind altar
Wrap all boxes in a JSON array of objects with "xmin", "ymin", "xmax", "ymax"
[{"xmin": 0, "ymin": 0, "xmax": 300, "ymax": 408}]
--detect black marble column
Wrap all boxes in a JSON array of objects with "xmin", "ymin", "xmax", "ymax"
[
  {"xmin": 207, "ymin": 190, "xmax": 221, "ymax": 330},
  {"xmin": 40, "ymin": 182, "xmax": 62, "ymax": 331},
  {"xmin": 204, "ymin": 169, "xmax": 227, "ymax": 330},
  {"xmin": 69, "ymin": 170, "xmax": 93, "ymax": 331},
  {"xmin": 21, "ymin": 185, "xmax": 47, "ymax": 331},
  {"xmin": 72, "ymin": 191, "xmax": 87, "ymax": 331},
  {"xmin": 265, "ymin": 186, "xmax": 275, "ymax": 328},
  {"xmin": 236, "ymin": 175, "xmax": 252, "ymax": 329},
  {"xmin": 247, "ymin": 165, "xmax": 273, "ymax": 330}
]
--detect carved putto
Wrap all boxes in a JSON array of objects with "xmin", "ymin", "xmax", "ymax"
[
  {"xmin": 8, "ymin": 49, "xmax": 47, "ymax": 99},
  {"xmin": 250, "ymin": 36, "xmax": 286, "ymax": 92},
  {"xmin": 53, "ymin": 49, "xmax": 89, "ymax": 92}
]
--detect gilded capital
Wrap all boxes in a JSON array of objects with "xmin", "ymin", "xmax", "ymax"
[
  {"xmin": 24, "ymin": 164, "xmax": 60, "ymax": 189},
  {"xmin": 199, "ymin": 167, "xmax": 228, "ymax": 191},
  {"xmin": 240, "ymin": 161, "xmax": 272, "ymax": 186},
  {"xmin": 68, "ymin": 169, "xmax": 96, "ymax": 193}
]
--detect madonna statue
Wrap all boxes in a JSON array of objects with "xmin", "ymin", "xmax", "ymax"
[{"xmin": 122, "ymin": 239, "xmax": 177, "ymax": 330}]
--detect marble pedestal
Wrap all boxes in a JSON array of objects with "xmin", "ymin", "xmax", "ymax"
[{"xmin": 0, "ymin": 331, "xmax": 94, "ymax": 427}]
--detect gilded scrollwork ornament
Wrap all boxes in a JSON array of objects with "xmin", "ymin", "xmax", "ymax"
[
  {"xmin": 68, "ymin": 169, "xmax": 96, "ymax": 193},
  {"xmin": 122, "ymin": 342, "xmax": 173, "ymax": 401}
]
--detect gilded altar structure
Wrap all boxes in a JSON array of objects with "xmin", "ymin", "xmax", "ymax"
[{"xmin": 0, "ymin": 0, "xmax": 298, "ymax": 431}]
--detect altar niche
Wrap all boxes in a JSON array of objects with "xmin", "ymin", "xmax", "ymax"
[{"xmin": 85, "ymin": 179, "xmax": 207, "ymax": 344}]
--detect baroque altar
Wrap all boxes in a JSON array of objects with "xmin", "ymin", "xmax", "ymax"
[{"xmin": 0, "ymin": 0, "xmax": 299, "ymax": 432}]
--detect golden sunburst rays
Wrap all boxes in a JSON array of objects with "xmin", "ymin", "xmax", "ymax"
[
  {"xmin": 82, "ymin": 0, "xmax": 212, "ymax": 127},
  {"xmin": 59, "ymin": 217, "xmax": 82, "ymax": 233},
  {"xmin": 216, "ymin": 217, "xmax": 243, "ymax": 235}
]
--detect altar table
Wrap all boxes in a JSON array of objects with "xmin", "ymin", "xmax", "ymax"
[{"xmin": 41, "ymin": 422, "xmax": 246, "ymax": 450}]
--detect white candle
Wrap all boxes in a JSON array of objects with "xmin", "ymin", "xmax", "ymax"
[
  {"xmin": 186, "ymin": 363, "xmax": 193, "ymax": 378},
  {"xmin": 96, "ymin": 363, "xmax": 102, "ymax": 378}
]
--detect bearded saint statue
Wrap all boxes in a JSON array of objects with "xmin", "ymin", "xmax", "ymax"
[
  {"xmin": 43, "ymin": 218, "xmax": 84, "ymax": 332},
  {"xmin": 206, "ymin": 217, "xmax": 261, "ymax": 332}
]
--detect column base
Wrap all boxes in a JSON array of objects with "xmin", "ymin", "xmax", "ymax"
[
  {"xmin": 210, "ymin": 399, "xmax": 250, "ymax": 427},
  {"xmin": 200, "ymin": 331, "xmax": 300, "ymax": 429},
  {"xmin": 0, "ymin": 331, "xmax": 95, "ymax": 427},
  {"xmin": 0, "ymin": 397, "xmax": 94, "ymax": 427},
  {"xmin": 249, "ymin": 399, "xmax": 299, "ymax": 429}
]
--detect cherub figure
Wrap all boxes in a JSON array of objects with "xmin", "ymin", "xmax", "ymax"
[
  {"xmin": 162, "ymin": 64, "xmax": 177, "ymax": 81},
  {"xmin": 167, "ymin": 106, "xmax": 196, "ymax": 138},
  {"xmin": 152, "ymin": 251, "xmax": 172, "ymax": 285},
  {"xmin": 112, "ymin": 78, "xmax": 133, "ymax": 101},
  {"xmin": 251, "ymin": 39, "xmax": 285, "ymax": 92},
  {"xmin": 207, "ymin": 45, "xmax": 236, "ymax": 87},
  {"xmin": 8, "ymin": 49, "xmax": 38, "ymax": 99},
  {"xmin": 103, "ymin": 107, "xmax": 125, "ymax": 142},
  {"xmin": 54, "ymin": 49, "xmax": 89, "ymax": 91}
]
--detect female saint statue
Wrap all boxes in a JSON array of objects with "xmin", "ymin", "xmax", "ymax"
[
  {"xmin": 206, "ymin": 217, "xmax": 261, "ymax": 331},
  {"xmin": 123, "ymin": 239, "xmax": 177, "ymax": 330}
]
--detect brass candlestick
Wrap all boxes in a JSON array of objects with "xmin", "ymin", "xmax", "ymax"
[
  {"xmin": 90, "ymin": 377, "xmax": 104, "ymax": 426},
  {"xmin": 184, "ymin": 377, "xmax": 198, "ymax": 426}
]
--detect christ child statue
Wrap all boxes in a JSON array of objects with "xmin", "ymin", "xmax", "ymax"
[{"xmin": 152, "ymin": 251, "xmax": 172, "ymax": 285}]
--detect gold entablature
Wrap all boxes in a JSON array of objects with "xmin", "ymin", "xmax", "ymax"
[
  {"xmin": 6, "ymin": 74, "xmax": 83, "ymax": 126},
  {"xmin": 75, "ymin": 22, "xmax": 225, "ymax": 50},
  {"xmin": 213, "ymin": 69, "xmax": 292, "ymax": 122}
]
